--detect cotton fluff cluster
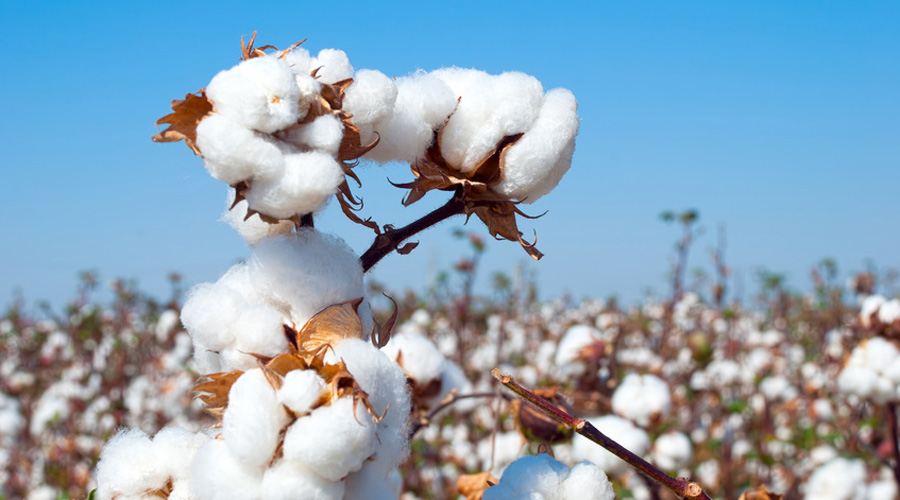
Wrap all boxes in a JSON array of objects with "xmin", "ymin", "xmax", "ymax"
[
  {"xmin": 837, "ymin": 337, "xmax": 900, "ymax": 404},
  {"xmin": 651, "ymin": 431, "xmax": 693, "ymax": 472},
  {"xmin": 181, "ymin": 229, "xmax": 370, "ymax": 373},
  {"xmin": 95, "ymin": 427, "xmax": 212, "ymax": 500},
  {"xmin": 483, "ymin": 454, "xmax": 614, "ymax": 500},
  {"xmin": 381, "ymin": 328, "xmax": 471, "ymax": 408},
  {"xmin": 859, "ymin": 295, "xmax": 900, "ymax": 329},
  {"xmin": 186, "ymin": 339, "xmax": 410, "ymax": 500},
  {"xmin": 195, "ymin": 48, "xmax": 355, "ymax": 227},
  {"xmin": 611, "ymin": 373, "xmax": 671, "ymax": 427},
  {"xmin": 343, "ymin": 67, "xmax": 579, "ymax": 203}
]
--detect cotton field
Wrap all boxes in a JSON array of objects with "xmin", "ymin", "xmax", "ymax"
[{"xmin": 2, "ymin": 32, "xmax": 899, "ymax": 500}]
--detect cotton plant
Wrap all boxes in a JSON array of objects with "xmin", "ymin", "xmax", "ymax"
[{"xmin": 93, "ymin": 32, "xmax": 598, "ymax": 500}]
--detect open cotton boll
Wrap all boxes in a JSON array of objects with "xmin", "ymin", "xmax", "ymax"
[
  {"xmin": 181, "ymin": 282, "xmax": 246, "ymax": 351},
  {"xmin": 860, "ymin": 295, "xmax": 886, "ymax": 327},
  {"xmin": 313, "ymin": 49, "xmax": 355, "ymax": 84},
  {"xmin": 494, "ymin": 88, "xmax": 578, "ymax": 202},
  {"xmin": 433, "ymin": 69, "xmax": 543, "ymax": 172},
  {"xmin": 222, "ymin": 369, "xmax": 290, "ymax": 468},
  {"xmin": 244, "ymin": 150, "xmax": 345, "ymax": 219},
  {"xmin": 572, "ymin": 415, "xmax": 649, "ymax": 476},
  {"xmin": 277, "ymin": 369, "xmax": 326, "ymax": 415},
  {"xmin": 222, "ymin": 194, "xmax": 293, "ymax": 246},
  {"xmin": 554, "ymin": 324, "xmax": 602, "ymax": 369},
  {"xmin": 282, "ymin": 396, "xmax": 377, "ymax": 481},
  {"xmin": 196, "ymin": 114, "xmax": 285, "ymax": 185},
  {"xmin": 611, "ymin": 373, "xmax": 671, "ymax": 427},
  {"xmin": 281, "ymin": 113, "xmax": 344, "ymax": 155},
  {"xmin": 803, "ymin": 457, "xmax": 867, "ymax": 500},
  {"xmin": 260, "ymin": 459, "xmax": 344, "ymax": 500},
  {"xmin": 343, "ymin": 69, "xmax": 398, "ymax": 127},
  {"xmin": 879, "ymin": 299, "xmax": 900, "ymax": 324},
  {"xmin": 362, "ymin": 80, "xmax": 441, "ymax": 164},
  {"xmin": 190, "ymin": 439, "xmax": 263, "ymax": 500},
  {"xmin": 206, "ymin": 56, "xmax": 301, "ymax": 134},
  {"xmin": 652, "ymin": 431, "xmax": 693, "ymax": 471},
  {"xmin": 96, "ymin": 428, "xmax": 168, "ymax": 500},
  {"xmin": 248, "ymin": 230, "xmax": 364, "ymax": 328},
  {"xmin": 484, "ymin": 454, "xmax": 614, "ymax": 500},
  {"xmin": 232, "ymin": 304, "xmax": 288, "ymax": 359},
  {"xmin": 382, "ymin": 331, "xmax": 445, "ymax": 386},
  {"xmin": 333, "ymin": 338, "xmax": 412, "ymax": 467},
  {"xmin": 561, "ymin": 461, "xmax": 615, "ymax": 500},
  {"xmin": 151, "ymin": 427, "xmax": 212, "ymax": 481},
  {"xmin": 294, "ymin": 73, "xmax": 321, "ymax": 122}
]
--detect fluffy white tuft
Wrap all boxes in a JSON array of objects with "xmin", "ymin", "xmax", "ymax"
[
  {"xmin": 206, "ymin": 56, "xmax": 301, "ymax": 134},
  {"xmin": 222, "ymin": 369, "xmax": 290, "ymax": 467}
]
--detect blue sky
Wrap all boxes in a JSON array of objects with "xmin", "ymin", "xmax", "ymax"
[{"xmin": 1, "ymin": 1, "xmax": 898, "ymax": 310}]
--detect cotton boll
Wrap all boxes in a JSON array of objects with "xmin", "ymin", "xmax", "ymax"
[
  {"xmin": 282, "ymin": 396, "xmax": 377, "ymax": 481},
  {"xmin": 294, "ymin": 73, "xmax": 321, "ymax": 121},
  {"xmin": 803, "ymin": 458, "xmax": 866, "ymax": 500},
  {"xmin": 196, "ymin": 115, "xmax": 285, "ymax": 184},
  {"xmin": 96, "ymin": 428, "xmax": 167, "ymax": 499},
  {"xmin": 181, "ymin": 282, "xmax": 246, "ymax": 352},
  {"xmin": 222, "ymin": 194, "xmax": 293, "ymax": 246},
  {"xmin": 572, "ymin": 415, "xmax": 649, "ymax": 476},
  {"xmin": 363, "ymin": 80, "xmax": 440, "ymax": 163},
  {"xmin": 283, "ymin": 48, "xmax": 317, "ymax": 76},
  {"xmin": 278, "ymin": 369, "xmax": 326, "ymax": 414},
  {"xmin": 554, "ymin": 324, "xmax": 602, "ymax": 373},
  {"xmin": 343, "ymin": 70, "xmax": 398, "ymax": 129},
  {"xmin": 860, "ymin": 295, "xmax": 886, "ymax": 327},
  {"xmin": 190, "ymin": 439, "xmax": 263, "ymax": 500},
  {"xmin": 223, "ymin": 369, "xmax": 290, "ymax": 467},
  {"xmin": 652, "ymin": 432, "xmax": 693, "ymax": 471},
  {"xmin": 333, "ymin": 338, "xmax": 412, "ymax": 467},
  {"xmin": 206, "ymin": 56, "xmax": 301, "ymax": 133},
  {"xmin": 494, "ymin": 88, "xmax": 578, "ymax": 202},
  {"xmin": 314, "ymin": 49, "xmax": 354, "ymax": 84},
  {"xmin": 244, "ymin": 150, "xmax": 345, "ymax": 219},
  {"xmin": 248, "ymin": 230, "xmax": 364, "ymax": 328},
  {"xmin": 611, "ymin": 373, "xmax": 671, "ymax": 427},
  {"xmin": 344, "ymin": 455, "xmax": 404, "ymax": 500},
  {"xmin": 394, "ymin": 72, "xmax": 457, "ymax": 130},
  {"xmin": 151, "ymin": 427, "xmax": 212, "ymax": 479},
  {"xmin": 382, "ymin": 331, "xmax": 445, "ymax": 387},
  {"xmin": 561, "ymin": 461, "xmax": 615, "ymax": 500},
  {"xmin": 260, "ymin": 459, "xmax": 344, "ymax": 500},
  {"xmin": 281, "ymin": 113, "xmax": 344, "ymax": 155},
  {"xmin": 433, "ymin": 69, "xmax": 543, "ymax": 172},
  {"xmin": 878, "ymin": 299, "xmax": 900, "ymax": 324},
  {"xmin": 233, "ymin": 304, "xmax": 288, "ymax": 359},
  {"xmin": 484, "ymin": 454, "xmax": 569, "ymax": 499}
]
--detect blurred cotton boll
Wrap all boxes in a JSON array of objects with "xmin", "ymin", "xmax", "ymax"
[
  {"xmin": 572, "ymin": 415, "xmax": 649, "ymax": 477},
  {"xmin": 611, "ymin": 373, "xmax": 671, "ymax": 427},
  {"xmin": 483, "ymin": 454, "xmax": 614, "ymax": 500}
]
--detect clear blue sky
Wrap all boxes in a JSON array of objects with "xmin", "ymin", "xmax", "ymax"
[{"xmin": 2, "ymin": 1, "xmax": 898, "ymax": 310}]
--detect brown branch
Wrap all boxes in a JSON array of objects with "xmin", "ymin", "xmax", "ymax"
[
  {"xmin": 360, "ymin": 191, "xmax": 466, "ymax": 272},
  {"xmin": 491, "ymin": 369, "xmax": 713, "ymax": 500},
  {"xmin": 888, "ymin": 403, "xmax": 900, "ymax": 491}
]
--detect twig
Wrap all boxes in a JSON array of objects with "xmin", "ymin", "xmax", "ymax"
[
  {"xmin": 360, "ymin": 192, "xmax": 467, "ymax": 272},
  {"xmin": 492, "ymin": 369, "xmax": 713, "ymax": 500},
  {"xmin": 408, "ymin": 391, "xmax": 500, "ymax": 439}
]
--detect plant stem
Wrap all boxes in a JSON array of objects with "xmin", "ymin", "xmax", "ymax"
[
  {"xmin": 491, "ymin": 369, "xmax": 713, "ymax": 500},
  {"xmin": 360, "ymin": 192, "xmax": 467, "ymax": 272}
]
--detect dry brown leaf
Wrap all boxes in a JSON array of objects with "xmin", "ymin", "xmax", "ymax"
[
  {"xmin": 371, "ymin": 294, "xmax": 399, "ymax": 348},
  {"xmin": 192, "ymin": 370, "xmax": 243, "ymax": 419},
  {"xmin": 152, "ymin": 92, "xmax": 213, "ymax": 154},
  {"xmin": 295, "ymin": 298, "xmax": 365, "ymax": 353},
  {"xmin": 457, "ymin": 471, "xmax": 497, "ymax": 500}
]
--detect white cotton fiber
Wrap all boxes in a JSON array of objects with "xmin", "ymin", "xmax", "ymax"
[
  {"xmin": 294, "ymin": 73, "xmax": 322, "ymax": 121},
  {"xmin": 879, "ymin": 299, "xmax": 900, "ymax": 324},
  {"xmin": 233, "ymin": 304, "xmax": 288, "ymax": 358},
  {"xmin": 278, "ymin": 369, "xmax": 326, "ymax": 414},
  {"xmin": 244, "ymin": 150, "xmax": 344, "ymax": 218},
  {"xmin": 611, "ymin": 373, "xmax": 671, "ymax": 426},
  {"xmin": 152, "ymin": 427, "xmax": 212, "ymax": 482},
  {"xmin": 803, "ymin": 457, "xmax": 866, "ymax": 500},
  {"xmin": 282, "ymin": 113, "xmax": 344, "ymax": 155},
  {"xmin": 651, "ymin": 431, "xmax": 693, "ymax": 471},
  {"xmin": 343, "ymin": 70, "xmax": 398, "ymax": 127},
  {"xmin": 282, "ymin": 396, "xmax": 377, "ymax": 481},
  {"xmin": 222, "ymin": 195, "xmax": 293, "ymax": 246},
  {"xmin": 860, "ymin": 295, "xmax": 886, "ymax": 327},
  {"xmin": 313, "ymin": 49, "xmax": 355, "ymax": 84},
  {"xmin": 494, "ymin": 88, "xmax": 578, "ymax": 202},
  {"xmin": 572, "ymin": 415, "xmax": 649, "ymax": 476},
  {"xmin": 248, "ymin": 230, "xmax": 364, "ymax": 328},
  {"xmin": 382, "ymin": 331, "xmax": 445, "ymax": 386},
  {"xmin": 433, "ymin": 68, "xmax": 543, "ymax": 172},
  {"xmin": 196, "ymin": 115, "xmax": 285, "ymax": 185},
  {"xmin": 362, "ymin": 79, "xmax": 442, "ymax": 164},
  {"xmin": 96, "ymin": 428, "xmax": 167, "ymax": 499},
  {"xmin": 332, "ymin": 338, "xmax": 412, "ymax": 466},
  {"xmin": 190, "ymin": 439, "xmax": 263, "ymax": 500},
  {"xmin": 260, "ymin": 459, "xmax": 344, "ymax": 500},
  {"xmin": 222, "ymin": 369, "xmax": 290, "ymax": 467},
  {"xmin": 343, "ymin": 456, "xmax": 404, "ymax": 500},
  {"xmin": 206, "ymin": 56, "xmax": 302, "ymax": 134},
  {"xmin": 484, "ymin": 454, "xmax": 614, "ymax": 500},
  {"xmin": 554, "ymin": 324, "xmax": 601, "ymax": 367},
  {"xmin": 181, "ymin": 282, "xmax": 245, "ymax": 351}
]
